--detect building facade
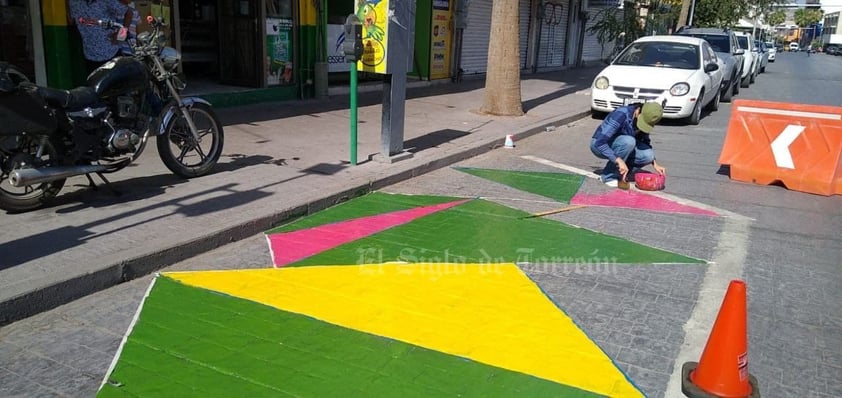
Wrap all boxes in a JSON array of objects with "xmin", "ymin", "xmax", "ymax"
[{"xmin": 1, "ymin": 0, "xmax": 619, "ymax": 103}]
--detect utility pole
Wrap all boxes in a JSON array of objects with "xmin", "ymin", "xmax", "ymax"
[{"xmin": 678, "ymin": 0, "xmax": 692, "ymax": 27}]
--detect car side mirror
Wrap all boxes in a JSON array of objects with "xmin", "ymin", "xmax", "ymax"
[
  {"xmin": 704, "ymin": 63, "xmax": 719, "ymax": 73},
  {"xmin": 734, "ymin": 48, "xmax": 745, "ymax": 55}
]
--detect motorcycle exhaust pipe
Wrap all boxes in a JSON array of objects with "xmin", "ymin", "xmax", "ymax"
[{"xmin": 9, "ymin": 165, "xmax": 110, "ymax": 187}]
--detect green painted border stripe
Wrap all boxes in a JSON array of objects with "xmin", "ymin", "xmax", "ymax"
[
  {"xmin": 455, "ymin": 167, "xmax": 585, "ymax": 203},
  {"xmin": 99, "ymin": 276, "xmax": 601, "ymax": 397}
]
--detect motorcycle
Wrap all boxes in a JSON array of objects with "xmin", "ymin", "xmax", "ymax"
[{"xmin": 0, "ymin": 16, "xmax": 223, "ymax": 212}]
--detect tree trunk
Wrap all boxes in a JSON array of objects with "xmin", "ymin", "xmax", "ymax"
[{"xmin": 480, "ymin": 0, "xmax": 523, "ymax": 116}]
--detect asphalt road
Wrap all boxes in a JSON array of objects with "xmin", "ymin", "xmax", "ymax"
[{"xmin": 1, "ymin": 50, "xmax": 841, "ymax": 398}]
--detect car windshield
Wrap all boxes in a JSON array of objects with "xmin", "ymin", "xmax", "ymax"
[
  {"xmin": 736, "ymin": 36, "xmax": 749, "ymax": 49},
  {"xmin": 683, "ymin": 34, "xmax": 729, "ymax": 53},
  {"xmin": 614, "ymin": 41, "xmax": 700, "ymax": 70}
]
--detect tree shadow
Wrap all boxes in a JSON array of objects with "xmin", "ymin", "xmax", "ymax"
[{"xmin": 404, "ymin": 129, "xmax": 471, "ymax": 153}]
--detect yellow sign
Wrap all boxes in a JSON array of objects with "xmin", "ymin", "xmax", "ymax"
[
  {"xmin": 430, "ymin": 0, "xmax": 453, "ymax": 79},
  {"xmin": 356, "ymin": 0, "xmax": 389, "ymax": 73}
]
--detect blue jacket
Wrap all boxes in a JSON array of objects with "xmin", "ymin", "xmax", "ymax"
[{"xmin": 591, "ymin": 105, "xmax": 651, "ymax": 160}]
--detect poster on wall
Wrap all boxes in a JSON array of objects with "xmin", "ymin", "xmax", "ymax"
[
  {"xmin": 430, "ymin": 0, "xmax": 453, "ymax": 79},
  {"xmin": 266, "ymin": 18, "xmax": 294, "ymax": 86},
  {"xmin": 355, "ymin": 0, "xmax": 389, "ymax": 73},
  {"xmin": 327, "ymin": 24, "xmax": 351, "ymax": 72}
]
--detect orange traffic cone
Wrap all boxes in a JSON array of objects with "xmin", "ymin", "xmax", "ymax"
[{"xmin": 681, "ymin": 280, "xmax": 761, "ymax": 397}]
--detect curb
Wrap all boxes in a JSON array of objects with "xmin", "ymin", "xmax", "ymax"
[{"xmin": 0, "ymin": 110, "xmax": 591, "ymax": 327}]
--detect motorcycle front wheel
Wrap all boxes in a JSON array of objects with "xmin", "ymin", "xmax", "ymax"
[
  {"xmin": 157, "ymin": 102, "xmax": 224, "ymax": 178},
  {"xmin": 0, "ymin": 135, "xmax": 65, "ymax": 212}
]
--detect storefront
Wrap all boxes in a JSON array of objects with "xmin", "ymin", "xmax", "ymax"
[
  {"xmin": 1, "ymin": 1, "xmax": 46, "ymax": 84},
  {"xmin": 534, "ymin": 0, "xmax": 570, "ymax": 70}
]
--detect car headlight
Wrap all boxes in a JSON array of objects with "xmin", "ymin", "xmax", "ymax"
[
  {"xmin": 594, "ymin": 76, "xmax": 609, "ymax": 90},
  {"xmin": 670, "ymin": 82, "xmax": 690, "ymax": 96}
]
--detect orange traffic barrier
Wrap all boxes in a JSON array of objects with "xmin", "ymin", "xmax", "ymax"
[
  {"xmin": 718, "ymin": 99, "xmax": 842, "ymax": 196},
  {"xmin": 681, "ymin": 280, "xmax": 760, "ymax": 398}
]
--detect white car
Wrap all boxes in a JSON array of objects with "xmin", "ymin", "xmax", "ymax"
[
  {"xmin": 734, "ymin": 32, "xmax": 758, "ymax": 87},
  {"xmin": 765, "ymin": 41, "xmax": 777, "ymax": 62},
  {"xmin": 591, "ymin": 35, "xmax": 724, "ymax": 125}
]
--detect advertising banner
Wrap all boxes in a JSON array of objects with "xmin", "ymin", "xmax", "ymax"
[
  {"xmin": 355, "ymin": 0, "xmax": 390, "ymax": 73},
  {"xmin": 327, "ymin": 24, "xmax": 351, "ymax": 72},
  {"xmin": 430, "ymin": 0, "xmax": 452, "ymax": 79},
  {"xmin": 266, "ymin": 17, "xmax": 294, "ymax": 86}
]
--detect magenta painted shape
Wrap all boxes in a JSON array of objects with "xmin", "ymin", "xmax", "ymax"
[
  {"xmin": 268, "ymin": 200, "xmax": 469, "ymax": 267},
  {"xmin": 570, "ymin": 190, "xmax": 718, "ymax": 217}
]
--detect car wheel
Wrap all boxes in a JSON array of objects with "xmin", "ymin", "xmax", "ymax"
[
  {"xmin": 706, "ymin": 88, "xmax": 720, "ymax": 111},
  {"xmin": 750, "ymin": 68, "xmax": 756, "ymax": 83},
  {"xmin": 721, "ymin": 83, "xmax": 733, "ymax": 102},
  {"xmin": 733, "ymin": 77, "xmax": 740, "ymax": 95},
  {"xmin": 761, "ymin": 65, "xmax": 766, "ymax": 72},
  {"xmin": 591, "ymin": 110, "xmax": 606, "ymax": 120},
  {"xmin": 687, "ymin": 93, "xmax": 702, "ymax": 125},
  {"xmin": 741, "ymin": 73, "xmax": 750, "ymax": 88}
]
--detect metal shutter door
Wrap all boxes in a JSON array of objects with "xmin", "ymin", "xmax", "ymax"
[
  {"xmin": 582, "ymin": 6, "xmax": 615, "ymax": 62},
  {"xmin": 519, "ymin": 0, "xmax": 531, "ymax": 68},
  {"xmin": 536, "ymin": 1, "xmax": 569, "ymax": 67},
  {"xmin": 460, "ymin": 0, "xmax": 493, "ymax": 75}
]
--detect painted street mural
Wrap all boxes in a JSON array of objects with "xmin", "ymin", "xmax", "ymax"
[{"xmin": 99, "ymin": 169, "xmax": 717, "ymax": 397}]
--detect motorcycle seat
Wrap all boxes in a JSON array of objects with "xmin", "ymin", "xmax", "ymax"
[{"xmin": 38, "ymin": 86, "xmax": 98, "ymax": 111}]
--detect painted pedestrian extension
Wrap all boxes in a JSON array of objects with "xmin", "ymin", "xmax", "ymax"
[{"xmin": 100, "ymin": 170, "xmax": 715, "ymax": 396}]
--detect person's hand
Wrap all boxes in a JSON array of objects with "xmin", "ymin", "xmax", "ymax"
[
  {"xmin": 616, "ymin": 158, "xmax": 629, "ymax": 180},
  {"xmin": 653, "ymin": 161, "xmax": 666, "ymax": 176}
]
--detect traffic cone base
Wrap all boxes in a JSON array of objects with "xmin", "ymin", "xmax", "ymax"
[{"xmin": 682, "ymin": 361, "xmax": 761, "ymax": 398}]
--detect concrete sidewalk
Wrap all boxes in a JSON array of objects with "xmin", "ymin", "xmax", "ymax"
[{"xmin": 0, "ymin": 67, "xmax": 600, "ymax": 326}]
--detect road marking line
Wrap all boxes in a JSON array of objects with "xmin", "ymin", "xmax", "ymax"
[
  {"xmin": 520, "ymin": 155, "xmax": 600, "ymax": 180},
  {"xmin": 736, "ymin": 106, "xmax": 842, "ymax": 120},
  {"xmin": 100, "ymin": 276, "xmax": 158, "ymax": 391},
  {"xmin": 520, "ymin": 156, "xmax": 753, "ymax": 397}
]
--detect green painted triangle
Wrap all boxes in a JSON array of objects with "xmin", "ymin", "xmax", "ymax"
[
  {"xmin": 291, "ymin": 199, "xmax": 704, "ymax": 266},
  {"xmin": 455, "ymin": 167, "xmax": 584, "ymax": 203},
  {"xmin": 99, "ymin": 277, "xmax": 601, "ymax": 397},
  {"xmin": 266, "ymin": 192, "xmax": 461, "ymax": 234}
]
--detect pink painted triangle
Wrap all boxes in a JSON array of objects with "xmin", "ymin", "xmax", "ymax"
[
  {"xmin": 267, "ymin": 199, "xmax": 470, "ymax": 267},
  {"xmin": 570, "ymin": 190, "xmax": 718, "ymax": 217}
]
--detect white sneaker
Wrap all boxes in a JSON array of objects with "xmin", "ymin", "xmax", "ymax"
[{"xmin": 602, "ymin": 179, "xmax": 618, "ymax": 188}]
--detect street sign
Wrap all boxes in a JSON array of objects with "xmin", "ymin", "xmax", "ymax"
[{"xmin": 718, "ymin": 100, "xmax": 842, "ymax": 196}]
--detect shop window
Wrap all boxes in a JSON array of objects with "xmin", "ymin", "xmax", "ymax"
[
  {"xmin": 0, "ymin": 0, "xmax": 34, "ymax": 81},
  {"xmin": 266, "ymin": 0, "xmax": 294, "ymax": 86}
]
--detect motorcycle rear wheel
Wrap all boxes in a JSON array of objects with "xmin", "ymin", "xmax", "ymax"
[
  {"xmin": 0, "ymin": 135, "xmax": 65, "ymax": 212},
  {"xmin": 156, "ymin": 102, "xmax": 224, "ymax": 178}
]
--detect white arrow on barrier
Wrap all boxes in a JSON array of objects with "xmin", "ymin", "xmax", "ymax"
[{"xmin": 770, "ymin": 124, "xmax": 805, "ymax": 169}]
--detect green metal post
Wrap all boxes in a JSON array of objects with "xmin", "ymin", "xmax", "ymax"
[{"xmin": 350, "ymin": 62, "xmax": 358, "ymax": 165}]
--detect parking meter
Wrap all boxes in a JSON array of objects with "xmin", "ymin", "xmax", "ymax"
[{"xmin": 344, "ymin": 14, "xmax": 364, "ymax": 63}]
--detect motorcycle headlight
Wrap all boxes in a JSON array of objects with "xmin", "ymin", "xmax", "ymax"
[
  {"xmin": 159, "ymin": 47, "xmax": 181, "ymax": 71},
  {"xmin": 594, "ymin": 76, "xmax": 609, "ymax": 90},
  {"xmin": 670, "ymin": 82, "xmax": 690, "ymax": 96}
]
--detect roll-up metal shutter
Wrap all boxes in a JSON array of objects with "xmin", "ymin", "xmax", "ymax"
[
  {"xmin": 519, "ymin": 0, "xmax": 531, "ymax": 69},
  {"xmin": 460, "ymin": 0, "xmax": 493, "ymax": 75},
  {"xmin": 582, "ymin": 6, "xmax": 616, "ymax": 62},
  {"xmin": 536, "ymin": 1, "xmax": 569, "ymax": 67}
]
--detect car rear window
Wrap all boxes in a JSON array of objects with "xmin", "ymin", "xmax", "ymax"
[
  {"xmin": 614, "ymin": 41, "xmax": 700, "ymax": 70},
  {"xmin": 682, "ymin": 34, "xmax": 729, "ymax": 53}
]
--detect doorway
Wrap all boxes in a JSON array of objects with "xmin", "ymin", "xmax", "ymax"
[
  {"xmin": 0, "ymin": 0, "xmax": 35, "ymax": 81},
  {"xmin": 178, "ymin": 0, "xmax": 262, "ymax": 90}
]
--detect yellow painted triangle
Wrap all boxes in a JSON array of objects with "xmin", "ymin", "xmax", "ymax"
[{"xmin": 165, "ymin": 264, "xmax": 643, "ymax": 397}]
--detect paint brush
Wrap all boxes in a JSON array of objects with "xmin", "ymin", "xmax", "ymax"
[{"xmin": 520, "ymin": 204, "xmax": 587, "ymax": 219}]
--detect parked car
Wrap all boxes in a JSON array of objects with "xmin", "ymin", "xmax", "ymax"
[
  {"xmin": 675, "ymin": 26, "xmax": 744, "ymax": 102},
  {"xmin": 734, "ymin": 32, "xmax": 758, "ymax": 87},
  {"xmin": 789, "ymin": 42, "xmax": 800, "ymax": 52},
  {"xmin": 754, "ymin": 40, "xmax": 769, "ymax": 72},
  {"xmin": 591, "ymin": 35, "xmax": 723, "ymax": 125},
  {"xmin": 765, "ymin": 41, "xmax": 777, "ymax": 62},
  {"xmin": 826, "ymin": 46, "xmax": 838, "ymax": 55}
]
